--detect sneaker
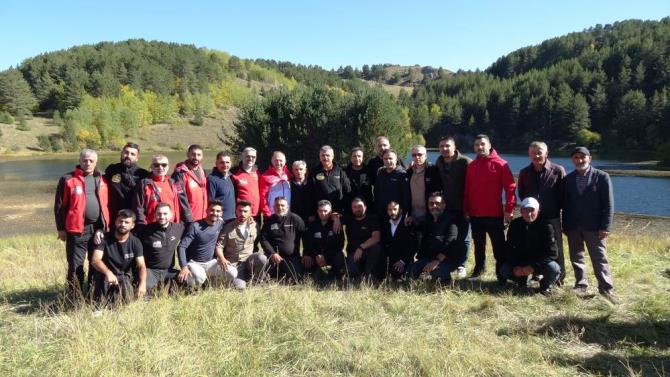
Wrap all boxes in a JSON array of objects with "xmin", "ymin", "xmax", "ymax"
[
  {"xmin": 573, "ymin": 285, "xmax": 589, "ymax": 294},
  {"xmin": 456, "ymin": 266, "xmax": 467, "ymax": 279},
  {"xmin": 599, "ymin": 289, "xmax": 620, "ymax": 304},
  {"xmin": 232, "ymin": 278, "xmax": 247, "ymax": 290},
  {"xmin": 539, "ymin": 286, "xmax": 553, "ymax": 296}
]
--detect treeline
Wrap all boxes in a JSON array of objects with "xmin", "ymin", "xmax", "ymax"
[
  {"xmin": 230, "ymin": 80, "xmax": 421, "ymax": 165},
  {"xmin": 407, "ymin": 18, "xmax": 670, "ymax": 158}
]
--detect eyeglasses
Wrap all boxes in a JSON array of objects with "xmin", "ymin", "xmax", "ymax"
[
  {"xmin": 152, "ymin": 163, "xmax": 168, "ymax": 168},
  {"xmin": 246, "ymin": 156, "xmax": 257, "ymax": 159}
]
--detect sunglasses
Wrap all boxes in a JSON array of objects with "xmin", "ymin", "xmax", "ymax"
[{"xmin": 152, "ymin": 163, "xmax": 168, "ymax": 168}]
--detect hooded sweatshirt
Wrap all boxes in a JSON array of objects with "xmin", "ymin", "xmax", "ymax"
[{"xmin": 463, "ymin": 149, "xmax": 516, "ymax": 217}]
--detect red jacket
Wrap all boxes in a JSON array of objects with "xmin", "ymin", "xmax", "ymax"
[
  {"xmin": 259, "ymin": 165, "xmax": 293, "ymax": 217},
  {"xmin": 54, "ymin": 167, "xmax": 110, "ymax": 233},
  {"xmin": 231, "ymin": 164, "xmax": 261, "ymax": 216},
  {"xmin": 133, "ymin": 175, "xmax": 193, "ymax": 225},
  {"xmin": 464, "ymin": 149, "xmax": 517, "ymax": 217},
  {"xmin": 172, "ymin": 162, "xmax": 208, "ymax": 221}
]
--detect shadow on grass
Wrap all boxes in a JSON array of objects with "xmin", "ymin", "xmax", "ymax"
[
  {"xmin": 0, "ymin": 285, "xmax": 73, "ymax": 315},
  {"xmin": 532, "ymin": 314, "xmax": 670, "ymax": 349},
  {"xmin": 552, "ymin": 352, "xmax": 668, "ymax": 376}
]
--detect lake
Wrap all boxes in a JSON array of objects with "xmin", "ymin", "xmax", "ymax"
[{"xmin": 1, "ymin": 151, "xmax": 669, "ymax": 217}]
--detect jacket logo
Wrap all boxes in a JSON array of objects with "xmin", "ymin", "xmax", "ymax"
[
  {"xmin": 314, "ymin": 232, "xmax": 322, "ymax": 239},
  {"xmin": 316, "ymin": 173, "xmax": 325, "ymax": 181},
  {"xmin": 74, "ymin": 186, "xmax": 83, "ymax": 195},
  {"xmin": 111, "ymin": 174, "xmax": 122, "ymax": 183},
  {"xmin": 189, "ymin": 180, "xmax": 199, "ymax": 188},
  {"xmin": 170, "ymin": 236, "xmax": 176, "ymax": 241},
  {"xmin": 239, "ymin": 179, "xmax": 248, "ymax": 185},
  {"xmin": 271, "ymin": 223, "xmax": 279, "ymax": 230},
  {"xmin": 152, "ymin": 240, "xmax": 162, "ymax": 248}
]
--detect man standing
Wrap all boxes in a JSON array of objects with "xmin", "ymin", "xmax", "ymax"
[
  {"xmin": 380, "ymin": 201, "xmax": 417, "ymax": 281},
  {"xmin": 411, "ymin": 192, "xmax": 460, "ymax": 284},
  {"xmin": 346, "ymin": 147, "xmax": 374, "ymax": 208},
  {"xmin": 310, "ymin": 145, "xmax": 351, "ymax": 215},
  {"xmin": 55, "ymin": 149, "xmax": 110, "ymax": 298},
  {"xmin": 366, "ymin": 136, "xmax": 391, "ymax": 186},
  {"xmin": 172, "ymin": 144, "xmax": 208, "ymax": 221},
  {"xmin": 260, "ymin": 197, "xmax": 307, "ymax": 282},
  {"xmin": 563, "ymin": 147, "xmax": 616, "ymax": 300},
  {"xmin": 134, "ymin": 155, "xmax": 192, "ymax": 225},
  {"xmin": 216, "ymin": 200, "xmax": 268, "ymax": 289},
  {"xmin": 464, "ymin": 134, "xmax": 516, "ymax": 280},
  {"xmin": 406, "ymin": 145, "xmax": 441, "ymax": 226},
  {"xmin": 501, "ymin": 197, "xmax": 561, "ymax": 295},
  {"xmin": 105, "ymin": 142, "xmax": 148, "ymax": 225},
  {"xmin": 290, "ymin": 160, "xmax": 314, "ymax": 224},
  {"xmin": 177, "ymin": 200, "xmax": 235, "ymax": 288},
  {"xmin": 207, "ymin": 152, "xmax": 236, "ymax": 222},
  {"xmin": 139, "ymin": 203, "xmax": 184, "ymax": 292},
  {"xmin": 303, "ymin": 200, "xmax": 347, "ymax": 283},
  {"xmin": 90, "ymin": 209, "xmax": 146, "ymax": 306},
  {"xmin": 231, "ymin": 147, "xmax": 261, "ymax": 218},
  {"xmin": 517, "ymin": 141, "xmax": 566, "ymax": 284},
  {"xmin": 259, "ymin": 151, "xmax": 292, "ymax": 219},
  {"xmin": 435, "ymin": 136, "xmax": 471, "ymax": 278},
  {"xmin": 344, "ymin": 197, "xmax": 382, "ymax": 281},
  {"xmin": 373, "ymin": 149, "xmax": 410, "ymax": 221}
]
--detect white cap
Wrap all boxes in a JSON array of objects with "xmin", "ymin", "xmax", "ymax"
[{"xmin": 520, "ymin": 197, "xmax": 540, "ymax": 210}]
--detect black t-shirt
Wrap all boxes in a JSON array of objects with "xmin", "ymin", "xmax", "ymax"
[
  {"xmin": 140, "ymin": 222, "xmax": 184, "ymax": 270},
  {"xmin": 99, "ymin": 233, "xmax": 144, "ymax": 275},
  {"xmin": 84, "ymin": 174, "xmax": 100, "ymax": 223},
  {"xmin": 344, "ymin": 214, "xmax": 379, "ymax": 254}
]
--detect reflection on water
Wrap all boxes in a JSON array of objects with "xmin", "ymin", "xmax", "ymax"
[{"xmin": 1, "ymin": 151, "xmax": 669, "ymax": 217}]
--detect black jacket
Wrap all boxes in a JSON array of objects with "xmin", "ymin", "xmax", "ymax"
[
  {"xmin": 380, "ymin": 215, "xmax": 417, "ymax": 265},
  {"xmin": 345, "ymin": 163, "xmax": 374, "ymax": 208},
  {"xmin": 105, "ymin": 162, "xmax": 149, "ymax": 222},
  {"xmin": 505, "ymin": 217, "xmax": 559, "ymax": 267},
  {"xmin": 304, "ymin": 220, "xmax": 345, "ymax": 258},
  {"xmin": 290, "ymin": 180, "xmax": 315, "ymax": 223},
  {"xmin": 418, "ymin": 212, "xmax": 458, "ymax": 261},
  {"xmin": 562, "ymin": 167, "xmax": 613, "ymax": 232},
  {"xmin": 309, "ymin": 164, "xmax": 351, "ymax": 214},
  {"xmin": 374, "ymin": 166, "xmax": 410, "ymax": 217}
]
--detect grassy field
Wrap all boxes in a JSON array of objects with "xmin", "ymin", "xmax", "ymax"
[{"xmin": 1, "ymin": 229, "xmax": 669, "ymax": 376}]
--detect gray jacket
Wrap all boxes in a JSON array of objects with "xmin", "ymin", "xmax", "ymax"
[{"xmin": 562, "ymin": 167, "xmax": 613, "ymax": 232}]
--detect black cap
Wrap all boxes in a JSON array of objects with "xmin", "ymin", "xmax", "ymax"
[{"xmin": 571, "ymin": 146, "xmax": 591, "ymax": 157}]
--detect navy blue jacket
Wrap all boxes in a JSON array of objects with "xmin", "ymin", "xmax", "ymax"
[
  {"xmin": 563, "ymin": 167, "xmax": 613, "ymax": 232},
  {"xmin": 207, "ymin": 168, "xmax": 236, "ymax": 221}
]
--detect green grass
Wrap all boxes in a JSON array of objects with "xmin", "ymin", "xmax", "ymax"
[{"xmin": 1, "ymin": 232, "xmax": 669, "ymax": 376}]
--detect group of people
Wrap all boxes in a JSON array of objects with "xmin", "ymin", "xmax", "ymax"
[{"xmin": 54, "ymin": 134, "xmax": 616, "ymax": 307}]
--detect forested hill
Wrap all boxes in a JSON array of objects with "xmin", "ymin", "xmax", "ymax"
[
  {"xmin": 409, "ymin": 17, "xmax": 670, "ymax": 157},
  {"xmin": 1, "ymin": 18, "xmax": 670, "ymax": 163}
]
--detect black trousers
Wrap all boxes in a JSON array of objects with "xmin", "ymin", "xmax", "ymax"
[
  {"xmin": 470, "ymin": 216, "xmax": 506, "ymax": 278},
  {"xmin": 65, "ymin": 224, "xmax": 96, "ymax": 297},
  {"xmin": 92, "ymin": 272, "xmax": 134, "ymax": 308},
  {"xmin": 266, "ymin": 254, "xmax": 305, "ymax": 282}
]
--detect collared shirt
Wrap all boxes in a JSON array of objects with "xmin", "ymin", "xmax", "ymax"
[
  {"xmin": 576, "ymin": 166, "xmax": 591, "ymax": 195},
  {"xmin": 389, "ymin": 218, "xmax": 401, "ymax": 237}
]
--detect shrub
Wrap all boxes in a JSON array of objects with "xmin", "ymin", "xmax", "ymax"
[{"xmin": 0, "ymin": 111, "xmax": 14, "ymax": 124}]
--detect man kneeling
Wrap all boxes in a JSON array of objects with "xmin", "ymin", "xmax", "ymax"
[
  {"xmin": 91, "ymin": 210, "xmax": 147, "ymax": 307},
  {"xmin": 177, "ymin": 200, "xmax": 235, "ymax": 288},
  {"xmin": 215, "ymin": 200, "xmax": 268, "ymax": 289},
  {"xmin": 501, "ymin": 197, "xmax": 561, "ymax": 294}
]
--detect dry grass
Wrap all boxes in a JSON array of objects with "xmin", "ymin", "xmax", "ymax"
[{"xmin": 0, "ymin": 230, "xmax": 668, "ymax": 376}]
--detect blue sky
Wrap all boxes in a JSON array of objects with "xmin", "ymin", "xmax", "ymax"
[{"xmin": 0, "ymin": 0, "xmax": 667, "ymax": 72}]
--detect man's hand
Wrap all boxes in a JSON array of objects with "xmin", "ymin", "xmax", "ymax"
[
  {"xmin": 136, "ymin": 283, "xmax": 146, "ymax": 298},
  {"xmin": 598, "ymin": 230, "xmax": 610, "ymax": 240},
  {"xmin": 353, "ymin": 247, "xmax": 363, "ymax": 262},
  {"xmin": 332, "ymin": 215, "xmax": 342, "ymax": 234},
  {"xmin": 93, "ymin": 230, "xmax": 104, "ymax": 245},
  {"xmin": 217, "ymin": 257, "xmax": 231, "ymax": 271},
  {"xmin": 57, "ymin": 230, "xmax": 67, "ymax": 241},
  {"xmin": 177, "ymin": 267, "xmax": 192, "ymax": 283},
  {"xmin": 270, "ymin": 253, "xmax": 283, "ymax": 265},
  {"xmin": 423, "ymin": 260, "xmax": 440, "ymax": 273},
  {"xmin": 315, "ymin": 255, "xmax": 326, "ymax": 268},
  {"xmin": 302, "ymin": 255, "xmax": 314, "ymax": 269},
  {"xmin": 393, "ymin": 260, "xmax": 406, "ymax": 273},
  {"xmin": 105, "ymin": 272, "xmax": 119, "ymax": 285},
  {"xmin": 504, "ymin": 212, "xmax": 513, "ymax": 224},
  {"xmin": 404, "ymin": 216, "xmax": 414, "ymax": 226}
]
